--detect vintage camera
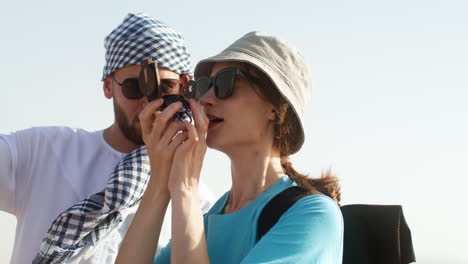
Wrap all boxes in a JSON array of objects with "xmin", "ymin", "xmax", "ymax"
[{"xmin": 138, "ymin": 58, "xmax": 193, "ymax": 122}]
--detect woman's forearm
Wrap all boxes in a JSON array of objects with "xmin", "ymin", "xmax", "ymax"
[
  {"xmin": 115, "ymin": 182, "xmax": 170, "ymax": 264},
  {"xmin": 170, "ymin": 187, "xmax": 210, "ymax": 264}
]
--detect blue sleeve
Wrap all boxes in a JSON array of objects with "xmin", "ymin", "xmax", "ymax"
[
  {"xmin": 153, "ymin": 241, "xmax": 171, "ymax": 264},
  {"xmin": 241, "ymin": 195, "xmax": 343, "ymax": 264}
]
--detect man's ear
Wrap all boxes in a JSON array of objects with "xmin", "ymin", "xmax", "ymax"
[
  {"xmin": 179, "ymin": 74, "xmax": 190, "ymax": 94},
  {"xmin": 103, "ymin": 77, "xmax": 113, "ymax": 99}
]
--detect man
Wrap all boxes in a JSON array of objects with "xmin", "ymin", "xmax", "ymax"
[{"xmin": 0, "ymin": 13, "xmax": 214, "ymax": 264}]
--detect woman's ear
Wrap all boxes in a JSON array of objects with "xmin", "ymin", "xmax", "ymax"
[
  {"xmin": 103, "ymin": 77, "xmax": 114, "ymax": 99},
  {"xmin": 268, "ymin": 108, "xmax": 276, "ymax": 121},
  {"xmin": 179, "ymin": 74, "xmax": 190, "ymax": 94}
]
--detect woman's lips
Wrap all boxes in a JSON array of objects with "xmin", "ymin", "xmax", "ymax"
[
  {"xmin": 208, "ymin": 121, "xmax": 222, "ymax": 129},
  {"xmin": 206, "ymin": 114, "xmax": 224, "ymax": 130}
]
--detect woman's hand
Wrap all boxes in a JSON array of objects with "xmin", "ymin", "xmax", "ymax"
[
  {"xmin": 139, "ymin": 99, "xmax": 189, "ymax": 193},
  {"xmin": 166, "ymin": 99, "xmax": 211, "ymax": 264},
  {"xmin": 168, "ymin": 99, "xmax": 209, "ymax": 194}
]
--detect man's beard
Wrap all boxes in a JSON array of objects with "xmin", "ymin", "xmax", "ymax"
[{"xmin": 113, "ymin": 99, "xmax": 144, "ymax": 146}]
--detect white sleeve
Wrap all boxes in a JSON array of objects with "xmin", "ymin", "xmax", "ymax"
[
  {"xmin": 198, "ymin": 181, "xmax": 216, "ymax": 213},
  {"xmin": 0, "ymin": 136, "xmax": 16, "ymax": 214}
]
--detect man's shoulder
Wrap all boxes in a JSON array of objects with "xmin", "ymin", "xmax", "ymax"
[
  {"xmin": 32, "ymin": 126, "xmax": 100, "ymax": 136},
  {"xmin": 9, "ymin": 126, "xmax": 102, "ymax": 141},
  {"xmin": 1, "ymin": 126, "xmax": 107, "ymax": 155}
]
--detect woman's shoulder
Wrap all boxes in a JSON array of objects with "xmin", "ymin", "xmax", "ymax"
[
  {"xmin": 281, "ymin": 194, "xmax": 343, "ymax": 226},
  {"xmin": 253, "ymin": 193, "xmax": 343, "ymax": 262}
]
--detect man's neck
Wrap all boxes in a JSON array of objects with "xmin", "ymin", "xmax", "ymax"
[{"xmin": 103, "ymin": 124, "xmax": 141, "ymax": 153}]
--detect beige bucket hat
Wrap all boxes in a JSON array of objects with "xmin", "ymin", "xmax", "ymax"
[{"xmin": 194, "ymin": 31, "xmax": 312, "ymax": 154}]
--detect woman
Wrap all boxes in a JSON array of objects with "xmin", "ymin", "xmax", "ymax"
[{"xmin": 116, "ymin": 31, "xmax": 343, "ymax": 264}]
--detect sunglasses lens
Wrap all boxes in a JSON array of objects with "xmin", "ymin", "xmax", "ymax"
[
  {"xmin": 215, "ymin": 70, "xmax": 236, "ymax": 99},
  {"xmin": 195, "ymin": 77, "xmax": 211, "ymax": 99},
  {"xmin": 121, "ymin": 79, "xmax": 143, "ymax": 99},
  {"xmin": 160, "ymin": 79, "xmax": 181, "ymax": 95}
]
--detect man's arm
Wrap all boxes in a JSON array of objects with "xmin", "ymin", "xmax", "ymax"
[{"xmin": 0, "ymin": 136, "xmax": 16, "ymax": 214}]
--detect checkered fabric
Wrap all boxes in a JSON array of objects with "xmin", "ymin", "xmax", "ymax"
[
  {"xmin": 101, "ymin": 12, "xmax": 192, "ymax": 80},
  {"xmin": 33, "ymin": 146, "xmax": 150, "ymax": 264}
]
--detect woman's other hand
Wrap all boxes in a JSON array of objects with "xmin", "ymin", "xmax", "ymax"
[
  {"xmin": 166, "ymin": 99, "xmax": 211, "ymax": 264},
  {"xmin": 168, "ymin": 99, "xmax": 209, "ymax": 194}
]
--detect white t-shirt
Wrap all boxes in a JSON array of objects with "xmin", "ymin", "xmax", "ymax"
[{"xmin": 0, "ymin": 127, "xmax": 214, "ymax": 264}]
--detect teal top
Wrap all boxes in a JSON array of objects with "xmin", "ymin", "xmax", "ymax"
[{"xmin": 154, "ymin": 176, "xmax": 343, "ymax": 264}]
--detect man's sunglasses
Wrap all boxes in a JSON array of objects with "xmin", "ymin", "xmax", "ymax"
[
  {"xmin": 111, "ymin": 58, "xmax": 181, "ymax": 101},
  {"xmin": 185, "ymin": 67, "xmax": 261, "ymax": 100}
]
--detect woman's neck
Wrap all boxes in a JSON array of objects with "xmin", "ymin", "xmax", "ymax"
[{"xmin": 223, "ymin": 147, "xmax": 284, "ymax": 214}]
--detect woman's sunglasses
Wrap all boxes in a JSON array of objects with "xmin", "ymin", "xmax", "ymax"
[
  {"xmin": 185, "ymin": 67, "xmax": 261, "ymax": 100},
  {"xmin": 111, "ymin": 58, "xmax": 181, "ymax": 101}
]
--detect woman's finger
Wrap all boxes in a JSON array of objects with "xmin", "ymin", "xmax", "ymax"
[
  {"xmin": 150, "ymin": 101, "xmax": 184, "ymax": 139},
  {"xmin": 159, "ymin": 121, "xmax": 186, "ymax": 146},
  {"xmin": 188, "ymin": 99, "xmax": 209, "ymax": 134},
  {"xmin": 139, "ymin": 98, "xmax": 164, "ymax": 137},
  {"xmin": 167, "ymin": 131, "xmax": 188, "ymax": 152},
  {"xmin": 179, "ymin": 121, "xmax": 199, "ymax": 150}
]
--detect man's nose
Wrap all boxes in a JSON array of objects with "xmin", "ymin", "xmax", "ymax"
[{"xmin": 138, "ymin": 96, "xmax": 149, "ymax": 108}]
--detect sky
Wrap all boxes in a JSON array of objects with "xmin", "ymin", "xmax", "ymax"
[{"xmin": 0, "ymin": 0, "xmax": 467, "ymax": 263}]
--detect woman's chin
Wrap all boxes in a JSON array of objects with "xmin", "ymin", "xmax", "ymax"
[
  {"xmin": 206, "ymin": 136, "xmax": 229, "ymax": 153},
  {"xmin": 206, "ymin": 137, "xmax": 221, "ymax": 150}
]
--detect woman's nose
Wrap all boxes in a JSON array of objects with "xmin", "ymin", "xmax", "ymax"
[{"xmin": 199, "ymin": 87, "xmax": 216, "ymax": 107}]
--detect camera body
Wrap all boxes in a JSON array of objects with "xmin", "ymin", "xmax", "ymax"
[{"xmin": 159, "ymin": 94, "xmax": 192, "ymax": 122}]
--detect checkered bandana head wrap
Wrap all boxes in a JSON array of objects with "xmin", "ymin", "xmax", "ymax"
[{"xmin": 101, "ymin": 12, "xmax": 192, "ymax": 80}]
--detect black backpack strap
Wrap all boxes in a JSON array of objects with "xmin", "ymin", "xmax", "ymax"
[{"xmin": 257, "ymin": 186, "xmax": 310, "ymax": 241}]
